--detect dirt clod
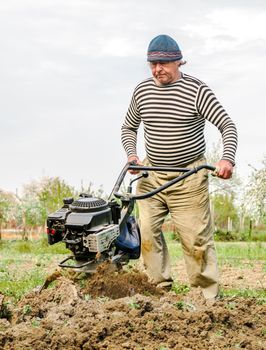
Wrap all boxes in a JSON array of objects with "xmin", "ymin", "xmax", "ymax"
[
  {"xmin": 0, "ymin": 262, "xmax": 265, "ymax": 350},
  {"xmin": 83, "ymin": 261, "xmax": 162, "ymax": 299}
]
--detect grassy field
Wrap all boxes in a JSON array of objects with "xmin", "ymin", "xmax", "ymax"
[
  {"xmin": 0, "ymin": 235, "xmax": 265, "ymax": 303},
  {"xmin": 164, "ymin": 233, "xmax": 266, "ymax": 299},
  {"xmin": 0, "ymin": 237, "xmax": 69, "ymax": 301},
  {"xmin": 165, "ymin": 233, "xmax": 266, "ymax": 263}
]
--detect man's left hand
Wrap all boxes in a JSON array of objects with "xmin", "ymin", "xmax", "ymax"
[{"xmin": 214, "ymin": 160, "xmax": 234, "ymax": 179}]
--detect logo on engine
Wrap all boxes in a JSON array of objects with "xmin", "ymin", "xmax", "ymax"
[{"xmin": 83, "ymin": 225, "xmax": 120, "ymax": 252}]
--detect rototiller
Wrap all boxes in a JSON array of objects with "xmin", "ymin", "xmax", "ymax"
[{"xmin": 46, "ymin": 162, "xmax": 215, "ymax": 272}]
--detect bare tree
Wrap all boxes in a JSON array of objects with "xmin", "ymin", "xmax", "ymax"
[{"xmin": 244, "ymin": 156, "xmax": 266, "ymax": 224}]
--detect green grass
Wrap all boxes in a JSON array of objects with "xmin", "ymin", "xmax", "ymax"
[
  {"xmin": 165, "ymin": 232, "xmax": 266, "ymax": 263},
  {"xmin": 0, "ymin": 236, "xmax": 69, "ymax": 255},
  {"xmin": 169, "ymin": 283, "xmax": 266, "ymax": 299},
  {"xmin": 221, "ymin": 288, "xmax": 266, "ymax": 299},
  {"xmin": 216, "ymin": 242, "xmax": 266, "ymax": 261},
  {"xmin": 0, "ymin": 238, "xmax": 69, "ymax": 301},
  {"xmin": 171, "ymin": 282, "xmax": 190, "ymax": 295},
  {"xmin": 165, "ymin": 232, "xmax": 266, "ymax": 298},
  {"xmin": 0, "ymin": 235, "xmax": 265, "ymax": 302}
]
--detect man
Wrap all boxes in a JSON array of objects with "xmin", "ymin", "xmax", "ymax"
[{"xmin": 121, "ymin": 34, "xmax": 237, "ymax": 302}]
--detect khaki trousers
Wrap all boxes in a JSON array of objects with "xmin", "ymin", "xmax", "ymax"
[{"xmin": 136, "ymin": 157, "xmax": 219, "ymax": 299}]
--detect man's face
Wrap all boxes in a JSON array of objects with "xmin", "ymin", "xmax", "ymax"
[{"xmin": 149, "ymin": 60, "xmax": 180, "ymax": 85}]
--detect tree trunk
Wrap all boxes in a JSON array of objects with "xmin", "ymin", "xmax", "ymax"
[{"xmin": 249, "ymin": 219, "xmax": 253, "ymax": 240}]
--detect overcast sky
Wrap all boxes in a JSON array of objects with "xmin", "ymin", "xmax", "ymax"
[{"xmin": 1, "ymin": 0, "xmax": 265, "ymax": 195}]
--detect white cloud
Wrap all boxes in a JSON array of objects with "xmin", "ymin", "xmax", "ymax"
[{"xmin": 184, "ymin": 8, "xmax": 266, "ymax": 54}]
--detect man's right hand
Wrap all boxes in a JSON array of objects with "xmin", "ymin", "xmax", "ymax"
[{"xmin": 127, "ymin": 155, "xmax": 143, "ymax": 174}]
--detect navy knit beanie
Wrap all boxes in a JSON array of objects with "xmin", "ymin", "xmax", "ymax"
[{"xmin": 147, "ymin": 34, "xmax": 183, "ymax": 62}]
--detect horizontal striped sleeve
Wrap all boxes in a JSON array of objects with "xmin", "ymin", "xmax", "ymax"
[
  {"xmin": 121, "ymin": 93, "xmax": 141, "ymax": 157},
  {"xmin": 196, "ymin": 84, "xmax": 238, "ymax": 164}
]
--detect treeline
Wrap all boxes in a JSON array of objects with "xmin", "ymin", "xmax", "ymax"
[
  {"xmin": 0, "ymin": 177, "xmax": 104, "ymax": 239},
  {"xmin": 206, "ymin": 147, "xmax": 265, "ymax": 240},
  {"xmin": 0, "ymin": 155, "xmax": 265, "ymax": 241}
]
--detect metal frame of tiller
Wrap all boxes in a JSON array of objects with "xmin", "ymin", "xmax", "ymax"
[
  {"xmin": 111, "ymin": 162, "xmax": 216, "ymax": 240},
  {"xmin": 58, "ymin": 163, "xmax": 216, "ymax": 270}
]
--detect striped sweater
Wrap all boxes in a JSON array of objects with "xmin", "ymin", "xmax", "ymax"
[{"xmin": 121, "ymin": 73, "xmax": 237, "ymax": 166}]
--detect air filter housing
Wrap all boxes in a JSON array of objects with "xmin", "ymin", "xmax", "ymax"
[
  {"xmin": 70, "ymin": 197, "xmax": 108, "ymax": 213},
  {"xmin": 62, "ymin": 194, "xmax": 112, "ymax": 229}
]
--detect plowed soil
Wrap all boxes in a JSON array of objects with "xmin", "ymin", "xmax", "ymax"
[{"xmin": 0, "ymin": 261, "xmax": 265, "ymax": 350}]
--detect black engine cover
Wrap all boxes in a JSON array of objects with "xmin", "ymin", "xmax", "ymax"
[{"xmin": 66, "ymin": 196, "xmax": 112, "ymax": 230}]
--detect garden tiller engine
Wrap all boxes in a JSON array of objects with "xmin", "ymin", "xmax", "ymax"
[{"xmin": 46, "ymin": 162, "xmax": 215, "ymax": 272}]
